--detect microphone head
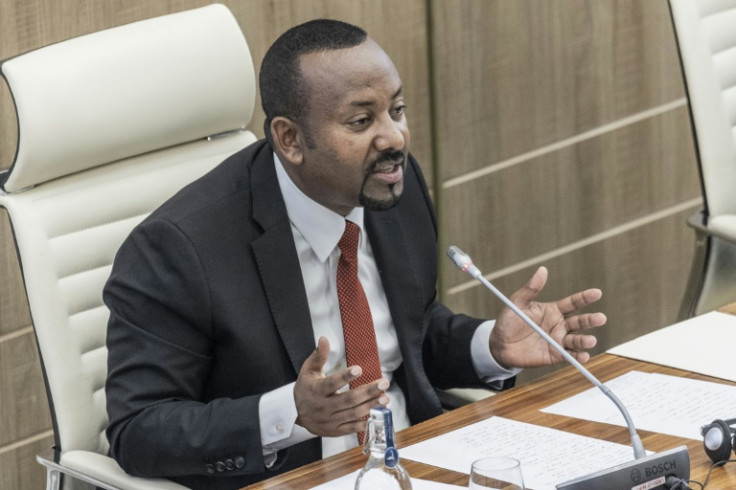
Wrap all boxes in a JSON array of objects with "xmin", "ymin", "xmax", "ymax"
[
  {"xmin": 446, "ymin": 246, "xmax": 478, "ymax": 277},
  {"xmin": 446, "ymin": 246, "xmax": 470, "ymax": 268}
]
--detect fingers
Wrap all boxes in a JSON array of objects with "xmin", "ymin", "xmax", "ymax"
[
  {"xmin": 512, "ymin": 268, "xmax": 603, "ymax": 321},
  {"xmin": 331, "ymin": 380, "xmax": 390, "ymax": 426},
  {"xmin": 334, "ymin": 388, "xmax": 390, "ymax": 434},
  {"xmin": 558, "ymin": 313, "xmax": 604, "ymax": 356},
  {"xmin": 301, "ymin": 336, "xmax": 331, "ymax": 375},
  {"xmin": 317, "ymin": 364, "xmax": 386, "ymax": 397},
  {"xmin": 565, "ymin": 349, "xmax": 591, "ymax": 364},
  {"xmin": 510, "ymin": 266, "xmax": 548, "ymax": 306},
  {"xmin": 565, "ymin": 312, "xmax": 607, "ymax": 333},
  {"xmin": 556, "ymin": 288, "xmax": 603, "ymax": 315},
  {"xmin": 295, "ymin": 377, "xmax": 390, "ymax": 437},
  {"xmin": 563, "ymin": 333, "xmax": 597, "ymax": 351},
  {"xmin": 317, "ymin": 365, "xmax": 361, "ymax": 396}
]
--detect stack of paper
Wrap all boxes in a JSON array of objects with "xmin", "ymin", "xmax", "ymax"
[
  {"xmin": 542, "ymin": 370, "xmax": 736, "ymax": 440},
  {"xmin": 608, "ymin": 311, "xmax": 736, "ymax": 382}
]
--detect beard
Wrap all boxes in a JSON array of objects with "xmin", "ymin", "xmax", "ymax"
[{"xmin": 358, "ymin": 149, "xmax": 406, "ymax": 211}]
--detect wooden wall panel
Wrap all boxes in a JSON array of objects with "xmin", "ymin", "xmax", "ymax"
[
  {"xmin": 429, "ymin": 0, "xmax": 686, "ymax": 180},
  {"xmin": 441, "ymin": 107, "xmax": 700, "ymax": 287},
  {"xmin": 0, "ymin": 82, "xmax": 15, "ymax": 172},
  {"xmin": 0, "ymin": 210, "xmax": 30, "ymax": 335},
  {"xmin": 0, "ymin": 331, "xmax": 50, "ymax": 445},
  {"xmin": 0, "ymin": 436, "xmax": 52, "ymax": 489}
]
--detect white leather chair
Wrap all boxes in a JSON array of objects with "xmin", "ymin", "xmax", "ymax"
[
  {"xmin": 669, "ymin": 0, "xmax": 736, "ymax": 318},
  {"xmin": 0, "ymin": 4, "xmax": 257, "ymax": 489}
]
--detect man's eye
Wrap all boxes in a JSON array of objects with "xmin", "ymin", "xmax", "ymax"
[
  {"xmin": 392, "ymin": 105, "xmax": 407, "ymax": 117},
  {"xmin": 350, "ymin": 117, "xmax": 371, "ymax": 128}
]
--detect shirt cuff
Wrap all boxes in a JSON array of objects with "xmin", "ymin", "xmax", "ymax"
[
  {"xmin": 259, "ymin": 382, "xmax": 316, "ymax": 465},
  {"xmin": 471, "ymin": 320, "xmax": 521, "ymax": 387}
]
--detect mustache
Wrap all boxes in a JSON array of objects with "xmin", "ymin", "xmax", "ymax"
[{"xmin": 371, "ymin": 150, "xmax": 405, "ymax": 168}]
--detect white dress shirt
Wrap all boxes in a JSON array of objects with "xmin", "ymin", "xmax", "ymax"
[{"xmin": 258, "ymin": 154, "xmax": 518, "ymax": 461}]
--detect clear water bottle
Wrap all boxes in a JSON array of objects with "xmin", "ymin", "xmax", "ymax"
[{"xmin": 355, "ymin": 406, "xmax": 412, "ymax": 489}]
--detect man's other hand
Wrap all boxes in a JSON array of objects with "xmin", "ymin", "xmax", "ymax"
[{"xmin": 294, "ymin": 336, "xmax": 389, "ymax": 437}]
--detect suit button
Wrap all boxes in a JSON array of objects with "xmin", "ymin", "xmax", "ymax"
[
  {"xmin": 215, "ymin": 461, "xmax": 226, "ymax": 472},
  {"xmin": 225, "ymin": 458, "xmax": 235, "ymax": 470},
  {"xmin": 234, "ymin": 456, "xmax": 245, "ymax": 469},
  {"xmin": 205, "ymin": 464, "xmax": 215, "ymax": 474}
]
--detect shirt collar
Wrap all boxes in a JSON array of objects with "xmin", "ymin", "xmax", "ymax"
[{"xmin": 274, "ymin": 153, "xmax": 365, "ymax": 263}]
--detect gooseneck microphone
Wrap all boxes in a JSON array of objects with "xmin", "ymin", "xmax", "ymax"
[
  {"xmin": 446, "ymin": 246, "xmax": 690, "ymax": 489},
  {"xmin": 446, "ymin": 246, "xmax": 645, "ymax": 459}
]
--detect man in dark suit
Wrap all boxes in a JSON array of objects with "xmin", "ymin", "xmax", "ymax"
[{"xmin": 104, "ymin": 19, "xmax": 606, "ymax": 489}]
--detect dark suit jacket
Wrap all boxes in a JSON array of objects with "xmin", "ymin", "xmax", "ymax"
[{"xmin": 104, "ymin": 139, "xmax": 497, "ymax": 489}]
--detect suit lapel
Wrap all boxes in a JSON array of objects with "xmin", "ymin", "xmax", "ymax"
[
  {"xmin": 250, "ymin": 146, "xmax": 315, "ymax": 375},
  {"xmin": 365, "ymin": 208, "xmax": 425, "ymax": 355}
]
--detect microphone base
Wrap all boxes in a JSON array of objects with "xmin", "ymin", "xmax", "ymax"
[{"xmin": 556, "ymin": 445, "xmax": 690, "ymax": 490}]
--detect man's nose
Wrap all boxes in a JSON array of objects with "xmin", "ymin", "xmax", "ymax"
[{"xmin": 374, "ymin": 116, "xmax": 406, "ymax": 152}]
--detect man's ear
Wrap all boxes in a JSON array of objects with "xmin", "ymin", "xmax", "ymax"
[{"xmin": 270, "ymin": 117, "xmax": 304, "ymax": 165}]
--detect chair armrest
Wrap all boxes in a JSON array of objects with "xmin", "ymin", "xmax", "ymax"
[
  {"xmin": 686, "ymin": 210, "xmax": 736, "ymax": 243},
  {"xmin": 436, "ymin": 387, "xmax": 496, "ymax": 409},
  {"xmin": 709, "ymin": 215, "xmax": 736, "ymax": 242},
  {"xmin": 37, "ymin": 448, "xmax": 187, "ymax": 490}
]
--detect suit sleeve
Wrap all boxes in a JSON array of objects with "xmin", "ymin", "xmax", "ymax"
[
  {"xmin": 104, "ymin": 218, "xmax": 267, "ymax": 478},
  {"xmin": 422, "ymin": 301, "xmax": 490, "ymax": 389}
]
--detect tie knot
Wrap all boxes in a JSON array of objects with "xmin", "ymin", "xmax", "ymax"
[{"xmin": 338, "ymin": 220, "xmax": 360, "ymax": 257}]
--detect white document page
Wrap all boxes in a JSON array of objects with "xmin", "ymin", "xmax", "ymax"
[
  {"xmin": 542, "ymin": 370, "xmax": 736, "ymax": 440},
  {"xmin": 399, "ymin": 416, "xmax": 637, "ymax": 490},
  {"xmin": 310, "ymin": 470, "xmax": 466, "ymax": 489},
  {"xmin": 607, "ymin": 311, "xmax": 736, "ymax": 382}
]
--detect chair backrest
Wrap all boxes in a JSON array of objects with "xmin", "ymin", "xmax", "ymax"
[
  {"xmin": 0, "ymin": 3, "xmax": 256, "ymax": 458},
  {"xmin": 669, "ymin": 0, "xmax": 736, "ymax": 219}
]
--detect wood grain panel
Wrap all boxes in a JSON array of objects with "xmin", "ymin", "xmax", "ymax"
[
  {"xmin": 443, "ymin": 206, "xmax": 699, "ymax": 385},
  {"xmin": 0, "ymin": 436, "xmax": 54, "ymax": 490},
  {"xmin": 440, "ymin": 106, "xmax": 700, "ymax": 288},
  {"xmin": 0, "ymin": 210, "xmax": 31, "ymax": 335},
  {"xmin": 0, "ymin": 330, "xmax": 51, "ymax": 446},
  {"xmin": 0, "ymin": 79, "xmax": 16, "ymax": 171},
  {"xmin": 0, "ymin": 435, "xmax": 53, "ymax": 490},
  {"xmin": 429, "ymin": 0, "xmax": 686, "ymax": 180}
]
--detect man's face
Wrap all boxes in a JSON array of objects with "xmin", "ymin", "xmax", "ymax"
[{"xmin": 292, "ymin": 39, "xmax": 410, "ymax": 216}]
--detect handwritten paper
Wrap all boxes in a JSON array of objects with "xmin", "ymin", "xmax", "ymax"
[
  {"xmin": 399, "ymin": 417, "xmax": 638, "ymax": 490},
  {"xmin": 608, "ymin": 311, "xmax": 736, "ymax": 382},
  {"xmin": 542, "ymin": 370, "xmax": 736, "ymax": 440}
]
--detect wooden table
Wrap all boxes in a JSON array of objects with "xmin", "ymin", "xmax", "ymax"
[{"xmin": 246, "ymin": 305, "xmax": 736, "ymax": 489}]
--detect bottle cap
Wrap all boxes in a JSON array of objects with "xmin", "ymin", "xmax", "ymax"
[{"xmin": 369, "ymin": 406, "xmax": 400, "ymax": 468}]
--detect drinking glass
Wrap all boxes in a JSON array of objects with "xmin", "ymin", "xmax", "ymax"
[{"xmin": 469, "ymin": 457, "xmax": 525, "ymax": 489}]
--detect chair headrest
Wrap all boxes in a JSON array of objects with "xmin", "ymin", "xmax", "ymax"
[{"xmin": 0, "ymin": 3, "xmax": 255, "ymax": 193}]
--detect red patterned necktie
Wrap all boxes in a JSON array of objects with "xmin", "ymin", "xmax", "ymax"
[{"xmin": 337, "ymin": 220, "xmax": 382, "ymax": 444}]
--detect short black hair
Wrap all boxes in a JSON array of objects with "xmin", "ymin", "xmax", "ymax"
[{"xmin": 259, "ymin": 19, "xmax": 367, "ymax": 146}]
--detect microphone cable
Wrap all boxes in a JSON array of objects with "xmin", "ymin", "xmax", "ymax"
[{"xmin": 666, "ymin": 458, "xmax": 736, "ymax": 489}]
